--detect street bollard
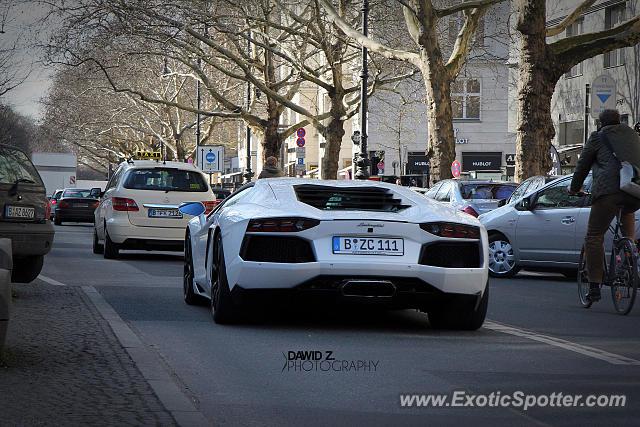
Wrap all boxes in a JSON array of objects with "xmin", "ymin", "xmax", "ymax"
[{"xmin": 0, "ymin": 238, "xmax": 12, "ymax": 352}]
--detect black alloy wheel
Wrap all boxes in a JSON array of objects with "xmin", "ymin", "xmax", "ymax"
[
  {"xmin": 183, "ymin": 234, "xmax": 202, "ymax": 305},
  {"xmin": 210, "ymin": 233, "xmax": 238, "ymax": 324}
]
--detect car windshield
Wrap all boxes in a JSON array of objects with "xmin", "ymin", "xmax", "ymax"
[
  {"xmin": 123, "ymin": 168, "xmax": 208, "ymax": 192},
  {"xmin": 461, "ymin": 183, "xmax": 517, "ymax": 200},
  {"xmin": 63, "ymin": 189, "xmax": 93, "ymax": 198},
  {"xmin": 0, "ymin": 147, "xmax": 44, "ymax": 186}
]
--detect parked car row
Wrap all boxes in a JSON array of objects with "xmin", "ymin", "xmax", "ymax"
[{"xmin": 414, "ymin": 175, "xmax": 620, "ymax": 278}]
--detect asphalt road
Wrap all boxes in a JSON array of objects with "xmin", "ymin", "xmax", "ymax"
[{"xmin": 39, "ymin": 223, "xmax": 640, "ymax": 426}]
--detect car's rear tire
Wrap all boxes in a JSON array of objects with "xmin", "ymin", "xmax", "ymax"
[
  {"xmin": 429, "ymin": 282, "xmax": 489, "ymax": 331},
  {"xmin": 54, "ymin": 216, "xmax": 62, "ymax": 226},
  {"xmin": 93, "ymin": 228, "xmax": 104, "ymax": 254},
  {"xmin": 488, "ymin": 234, "xmax": 519, "ymax": 278},
  {"xmin": 11, "ymin": 255, "xmax": 44, "ymax": 283},
  {"xmin": 103, "ymin": 228, "xmax": 119, "ymax": 259},
  {"xmin": 183, "ymin": 234, "xmax": 204, "ymax": 305},
  {"xmin": 210, "ymin": 233, "xmax": 239, "ymax": 324}
]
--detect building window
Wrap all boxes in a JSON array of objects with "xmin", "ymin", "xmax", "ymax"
[
  {"xmin": 604, "ymin": 4, "xmax": 625, "ymax": 67},
  {"xmin": 565, "ymin": 18, "xmax": 584, "ymax": 78},
  {"xmin": 558, "ymin": 120, "xmax": 584, "ymax": 146},
  {"xmin": 448, "ymin": 12, "xmax": 484, "ymax": 47},
  {"xmin": 452, "ymin": 78, "xmax": 481, "ymax": 120}
]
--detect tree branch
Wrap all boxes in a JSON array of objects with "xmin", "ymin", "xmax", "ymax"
[
  {"xmin": 435, "ymin": 0, "xmax": 506, "ymax": 18},
  {"xmin": 545, "ymin": 0, "xmax": 596, "ymax": 37},
  {"xmin": 318, "ymin": 0, "xmax": 420, "ymax": 65},
  {"xmin": 445, "ymin": 5, "xmax": 490, "ymax": 79},
  {"xmin": 550, "ymin": 15, "xmax": 640, "ymax": 70}
]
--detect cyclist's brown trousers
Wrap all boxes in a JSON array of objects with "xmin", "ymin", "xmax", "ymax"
[{"xmin": 585, "ymin": 191, "xmax": 640, "ymax": 283}]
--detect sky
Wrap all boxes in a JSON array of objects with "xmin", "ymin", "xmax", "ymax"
[{"xmin": 1, "ymin": 1, "xmax": 57, "ymax": 121}]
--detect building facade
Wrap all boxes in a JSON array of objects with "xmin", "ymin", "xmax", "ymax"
[
  {"xmin": 367, "ymin": 1, "xmax": 516, "ymax": 185},
  {"xmin": 547, "ymin": 0, "xmax": 640, "ymax": 173}
]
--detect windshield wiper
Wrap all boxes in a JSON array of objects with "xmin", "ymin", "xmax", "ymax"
[{"xmin": 9, "ymin": 178, "xmax": 36, "ymax": 196}]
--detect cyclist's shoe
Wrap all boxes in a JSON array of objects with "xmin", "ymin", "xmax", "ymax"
[{"xmin": 585, "ymin": 283, "xmax": 601, "ymax": 308}]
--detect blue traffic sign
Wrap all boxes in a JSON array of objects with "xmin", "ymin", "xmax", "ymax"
[
  {"xmin": 206, "ymin": 152, "xmax": 216, "ymax": 162},
  {"xmin": 591, "ymin": 75, "xmax": 616, "ymax": 119},
  {"xmin": 297, "ymin": 128, "xmax": 306, "ymax": 138},
  {"xmin": 296, "ymin": 138, "xmax": 305, "ymax": 147}
]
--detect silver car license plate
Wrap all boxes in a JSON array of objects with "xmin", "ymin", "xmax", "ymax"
[
  {"xmin": 332, "ymin": 236, "xmax": 404, "ymax": 256},
  {"xmin": 6, "ymin": 205, "xmax": 35, "ymax": 219},
  {"xmin": 148, "ymin": 209, "xmax": 182, "ymax": 218}
]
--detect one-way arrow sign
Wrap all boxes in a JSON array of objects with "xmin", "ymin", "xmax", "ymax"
[{"xmin": 591, "ymin": 75, "xmax": 616, "ymax": 119}]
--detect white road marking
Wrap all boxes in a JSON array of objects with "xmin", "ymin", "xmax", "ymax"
[
  {"xmin": 485, "ymin": 320, "xmax": 640, "ymax": 366},
  {"xmin": 38, "ymin": 275, "xmax": 67, "ymax": 287}
]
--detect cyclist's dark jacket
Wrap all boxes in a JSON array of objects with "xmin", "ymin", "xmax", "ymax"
[{"xmin": 570, "ymin": 123, "xmax": 640, "ymax": 200}]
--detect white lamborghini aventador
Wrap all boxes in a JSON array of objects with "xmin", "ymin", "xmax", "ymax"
[{"xmin": 179, "ymin": 178, "xmax": 489, "ymax": 330}]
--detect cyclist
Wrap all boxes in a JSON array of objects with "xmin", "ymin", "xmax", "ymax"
[{"xmin": 569, "ymin": 109, "xmax": 640, "ymax": 306}]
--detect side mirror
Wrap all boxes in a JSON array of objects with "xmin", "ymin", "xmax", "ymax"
[
  {"xmin": 497, "ymin": 198, "xmax": 507, "ymax": 207},
  {"xmin": 90, "ymin": 187, "xmax": 103, "ymax": 198},
  {"xmin": 515, "ymin": 196, "xmax": 533, "ymax": 211},
  {"xmin": 179, "ymin": 201, "xmax": 206, "ymax": 217}
]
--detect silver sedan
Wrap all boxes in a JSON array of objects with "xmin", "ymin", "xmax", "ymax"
[{"xmin": 479, "ymin": 174, "xmax": 640, "ymax": 277}]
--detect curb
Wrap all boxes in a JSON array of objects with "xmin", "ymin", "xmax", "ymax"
[{"xmin": 81, "ymin": 285, "xmax": 211, "ymax": 427}]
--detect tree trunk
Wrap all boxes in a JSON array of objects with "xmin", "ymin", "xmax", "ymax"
[
  {"xmin": 515, "ymin": 0, "xmax": 559, "ymax": 182},
  {"xmin": 321, "ymin": 92, "xmax": 346, "ymax": 179},
  {"xmin": 176, "ymin": 139, "xmax": 185, "ymax": 161},
  {"xmin": 262, "ymin": 114, "xmax": 282, "ymax": 162},
  {"xmin": 422, "ymin": 65, "xmax": 455, "ymax": 183}
]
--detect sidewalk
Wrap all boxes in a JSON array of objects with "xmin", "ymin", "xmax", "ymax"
[{"xmin": 0, "ymin": 282, "xmax": 177, "ymax": 426}]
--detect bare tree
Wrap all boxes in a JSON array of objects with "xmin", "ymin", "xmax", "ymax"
[
  {"xmin": 0, "ymin": 1, "xmax": 33, "ymax": 97},
  {"xmin": 0, "ymin": 104, "xmax": 36, "ymax": 152},
  {"xmin": 514, "ymin": 0, "xmax": 640, "ymax": 181},
  {"xmin": 41, "ymin": 52, "xmax": 234, "ymax": 173},
  {"xmin": 319, "ymin": 0, "xmax": 505, "ymax": 181}
]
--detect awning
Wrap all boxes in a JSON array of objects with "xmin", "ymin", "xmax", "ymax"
[{"xmin": 220, "ymin": 171, "xmax": 243, "ymax": 179}]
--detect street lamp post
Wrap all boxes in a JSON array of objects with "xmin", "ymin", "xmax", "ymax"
[
  {"xmin": 243, "ymin": 30, "xmax": 254, "ymax": 183},
  {"xmin": 196, "ymin": 58, "xmax": 201, "ymax": 154},
  {"xmin": 354, "ymin": 0, "xmax": 370, "ymax": 180}
]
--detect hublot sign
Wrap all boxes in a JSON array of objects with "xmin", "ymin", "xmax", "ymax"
[{"xmin": 462, "ymin": 152, "xmax": 502, "ymax": 171}]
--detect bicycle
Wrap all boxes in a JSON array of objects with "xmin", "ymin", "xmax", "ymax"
[{"xmin": 577, "ymin": 204, "xmax": 639, "ymax": 315}]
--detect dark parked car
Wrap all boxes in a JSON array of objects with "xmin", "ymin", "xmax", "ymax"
[
  {"xmin": 54, "ymin": 188, "xmax": 99, "ymax": 225},
  {"xmin": 0, "ymin": 145, "xmax": 54, "ymax": 282},
  {"xmin": 49, "ymin": 188, "xmax": 63, "ymax": 220},
  {"xmin": 211, "ymin": 188, "xmax": 231, "ymax": 207}
]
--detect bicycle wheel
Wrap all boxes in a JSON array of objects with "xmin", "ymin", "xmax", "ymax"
[
  {"xmin": 577, "ymin": 246, "xmax": 591, "ymax": 307},
  {"xmin": 610, "ymin": 238, "xmax": 638, "ymax": 315}
]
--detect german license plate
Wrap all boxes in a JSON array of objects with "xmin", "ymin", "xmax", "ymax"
[
  {"xmin": 148, "ymin": 209, "xmax": 182, "ymax": 218},
  {"xmin": 74, "ymin": 203, "xmax": 89, "ymax": 208},
  {"xmin": 6, "ymin": 205, "xmax": 35, "ymax": 219},
  {"xmin": 332, "ymin": 236, "xmax": 404, "ymax": 256}
]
